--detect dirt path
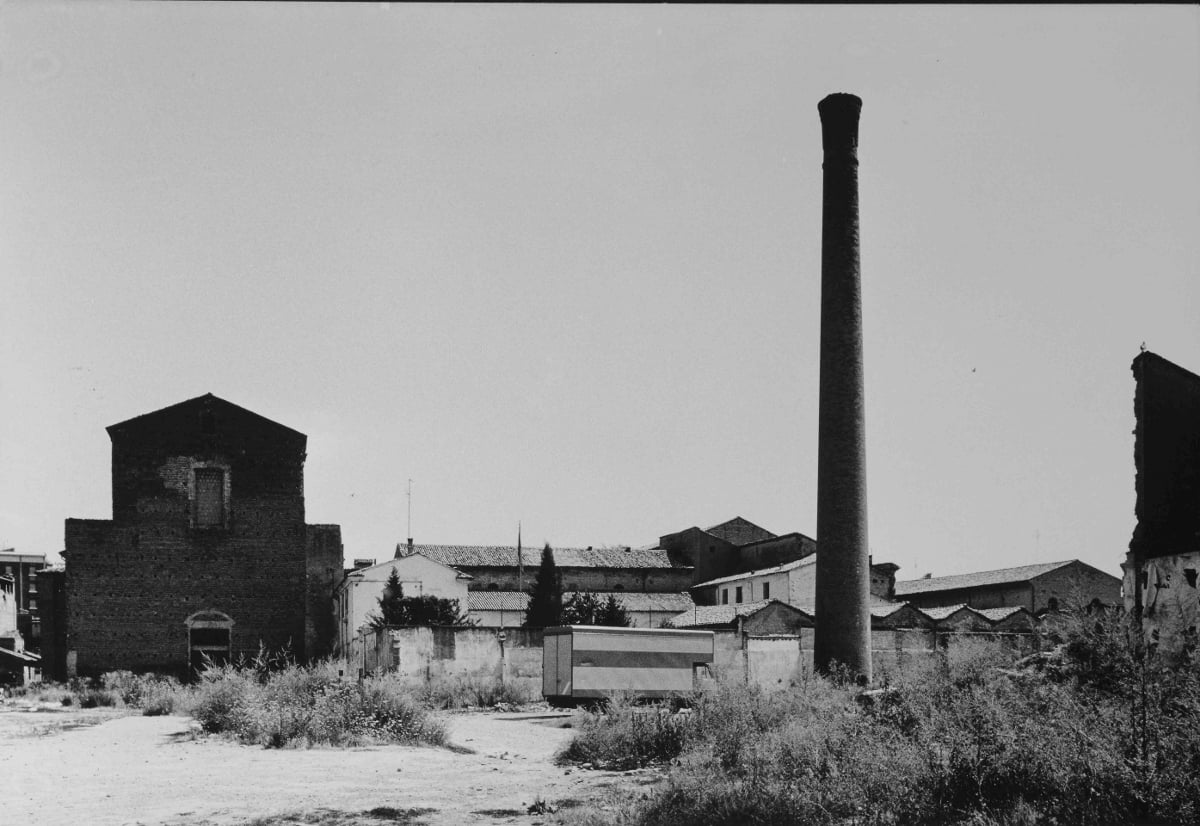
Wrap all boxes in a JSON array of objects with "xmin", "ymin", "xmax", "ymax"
[{"xmin": 1, "ymin": 708, "xmax": 649, "ymax": 825}]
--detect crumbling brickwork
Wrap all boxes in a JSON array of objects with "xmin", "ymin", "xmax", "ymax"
[{"xmin": 62, "ymin": 394, "xmax": 341, "ymax": 678}]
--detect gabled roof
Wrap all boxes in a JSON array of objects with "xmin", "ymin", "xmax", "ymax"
[
  {"xmin": 917, "ymin": 604, "xmax": 975, "ymax": 622},
  {"xmin": 344, "ymin": 553, "xmax": 473, "ymax": 582},
  {"xmin": 894, "ymin": 561, "xmax": 1078, "ymax": 596},
  {"xmin": 467, "ymin": 591, "xmax": 695, "ymax": 613},
  {"xmin": 693, "ymin": 556, "xmax": 816, "ymax": 588},
  {"xmin": 106, "ymin": 393, "xmax": 305, "ymax": 440},
  {"xmin": 404, "ymin": 544, "xmax": 684, "ymax": 570},
  {"xmin": 703, "ymin": 517, "xmax": 777, "ymax": 545}
]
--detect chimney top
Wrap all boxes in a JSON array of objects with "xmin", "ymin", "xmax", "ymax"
[{"xmin": 818, "ymin": 93, "xmax": 862, "ymax": 152}]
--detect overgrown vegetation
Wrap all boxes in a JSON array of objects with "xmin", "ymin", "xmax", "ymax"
[
  {"xmin": 415, "ymin": 673, "xmax": 539, "ymax": 710},
  {"xmin": 563, "ymin": 610, "xmax": 1200, "ymax": 826},
  {"xmin": 188, "ymin": 658, "xmax": 446, "ymax": 748}
]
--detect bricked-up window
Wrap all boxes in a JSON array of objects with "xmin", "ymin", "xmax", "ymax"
[{"xmin": 194, "ymin": 468, "xmax": 225, "ymax": 527}]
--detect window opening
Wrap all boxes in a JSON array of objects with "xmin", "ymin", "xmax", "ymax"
[{"xmin": 194, "ymin": 468, "xmax": 225, "ymax": 527}]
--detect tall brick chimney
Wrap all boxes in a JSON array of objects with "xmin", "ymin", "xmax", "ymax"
[{"xmin": 813, "ymin": 92, "xmax": 871, "ymax": 681}]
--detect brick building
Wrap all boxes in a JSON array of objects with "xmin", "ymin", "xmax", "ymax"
[
  {"xmin": 894, "ymin": 559, "xmax": 1121, "ymax": 616},
  {"xmin": 47, "ymin": 393, "xmax": 342, "ymax": 679},
  {"xmin": 656, "ymin": 516, "xmax": 817, "ymax": 587}
]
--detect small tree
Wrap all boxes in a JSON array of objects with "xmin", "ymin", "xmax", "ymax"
[
  {"xmin": 561, "ymin": 591, "xmax": 632, "ymax": 627},
  {"xmin": 562, "ymin": 591, "xmax": 605, "ymax": 625},
  {"xmin": 598, "ymin": 594, "xmax": 632, "ymax": 627},
  {"xmin": 524, "ymin": 544, "xmax": 564, "ymax": 628},
  {"xmin": 367, "ymin": 568, "xmax": 474, "ymax": 628}
]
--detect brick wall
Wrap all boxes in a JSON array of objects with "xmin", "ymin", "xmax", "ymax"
[{"xmin": 63, "ymin": 395, "xmax": 339, "ymax": 677}]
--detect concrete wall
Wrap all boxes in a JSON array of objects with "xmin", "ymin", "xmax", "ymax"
[
  {"xmin": 347, "ymin": 625, "xmax": 1038, "ymax": 693},
  {"xmin": 1129, "ymin": 551, "xmax": 1200, "ymax": 657}
]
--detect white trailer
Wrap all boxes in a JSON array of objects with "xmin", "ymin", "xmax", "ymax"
[{"xmin": 542, "ymin": 625, "xmax": 715, "ymax": 706}]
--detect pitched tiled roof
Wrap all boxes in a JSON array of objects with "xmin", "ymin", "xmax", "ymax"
[
  {"xmin": 703, "ymin": 517, "xmax": 777, "ymax": 545},
  {"xmin": 894, "ymin": 561, "xmax": 1077, "ymax": 596},
  {"xmin": 694, "ymin": 556, "xmax": 816, "ymax": 588},
  {"xmin": 917, "ymin": 604, "xmax": 974, "ymax": 622},
  {"xmin": 975, "ymin": 606, "xmax": 1028, "ymax": 622},
  {"xmin": 468, "ymin": 591, "xmax": 695, "ymax": 613},
  {"xmin": 405, "ymin": 545, "xmax": 683, "ymax": 570},
  {"xmin": 665, "ymin": 600, "xmax": 773, "ymax": 628}
]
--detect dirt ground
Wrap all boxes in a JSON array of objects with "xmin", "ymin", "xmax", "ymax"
[{"xmin": 1, "ymin": 705, "xmax": 657, "ymax": 826}]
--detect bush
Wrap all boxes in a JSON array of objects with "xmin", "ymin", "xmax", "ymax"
[
  {"xmin": 566, "ymin": 621, "xmax": 1200, "ymax": 826},
  {"xmin": 417, "ymin": 674, "xmax": 539, "ymax": 710},
  {"xmin": 188, "ymin": 660, "xmax": 446, "ymax": 748}
]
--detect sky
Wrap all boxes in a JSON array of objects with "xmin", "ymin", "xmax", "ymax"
[{"xmin": 1, "ymin": 4, "xmax": 1197, "ymax": 583}]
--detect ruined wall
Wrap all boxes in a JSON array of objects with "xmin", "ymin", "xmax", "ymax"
[
  {"xmin": 1130, "ymin": 352, "xmax": 1200, "ymax": 564},
  {"xmin": 1126, "ymin": 551, "xmax": 1200, "ymax": 656}
]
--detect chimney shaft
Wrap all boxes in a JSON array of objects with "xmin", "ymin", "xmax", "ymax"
[{"xmin": 813, "ymin": 93, "xmax": 872, "ymax": 682}]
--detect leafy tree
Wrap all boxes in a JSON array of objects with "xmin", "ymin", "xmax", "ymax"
[
  {"xmin": 367, "ymin": 568, "xmax": 474, "ymax": 628},
  {"xmin": 524, "ymin": 543, "xmax": 564, "ymax": 628},
  {"xmin": 561, "ymin": 591, "xmax": 632, "ymax": 627},
  {"xmin": 599, "ymin": 594, "xmax": 632, "ymax": 627}
]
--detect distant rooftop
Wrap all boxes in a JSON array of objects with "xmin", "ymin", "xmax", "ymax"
[
  {"xmin": 401, "ymin": 544, "xmax": 684, "ymax": 570},
  {"xmin": 895, "ymin": 561, "xmax": 1078, "ymax": 596}
]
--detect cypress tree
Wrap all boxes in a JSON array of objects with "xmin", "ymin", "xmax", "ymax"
[{"xmin": 524, "ymin": 543, "xmax": 564, "ymax": 627}]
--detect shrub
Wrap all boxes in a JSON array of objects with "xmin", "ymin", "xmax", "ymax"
[
  {"xmin": 566, "ymin": 622, "xmax": 1200, "ymax": 826},
  {"xmin": 188, "ymin": 660, "xmax": 445, "ymax": 748},
  {"xmin": 417, "ymin": 674, "xmax": 539, "ymax": 710}
]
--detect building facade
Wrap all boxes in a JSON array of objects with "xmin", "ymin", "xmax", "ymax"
[
  {"xmin": 0, "ymin": 548, "xmax": 47, "ymax": 652},
  {"xmin": 334, "ymin": 553, "xmax": 472, "ymax": 656},
  {"xmin": 894, "ymin": 560, "xmax": 1122, "ymax": 616},
  {"xmin": 50, "ymin": 394, "xmax": 342, "ymax": 679},
  {"xmin": 691, "ymin": 555, "xmax": 899, "ymax": 609}
]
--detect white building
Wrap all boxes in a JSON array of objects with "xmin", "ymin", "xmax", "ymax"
[
  {"xmin": 693, "ymin": 556, "xmax": 898, "ymax": 608},
  {"xmin": 334, "ymin": 553, "xmax": 472, "ymax": 656}
]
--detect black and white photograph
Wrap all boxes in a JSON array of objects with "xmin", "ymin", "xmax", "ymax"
[{"xmin": 2, "ymin": 3, "xmax": 1198, "ymax": 825}]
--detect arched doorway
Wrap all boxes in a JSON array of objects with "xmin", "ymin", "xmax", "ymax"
[{"xmin": 185, "ymin": 610, "xmax": 234, "ymax": 672}]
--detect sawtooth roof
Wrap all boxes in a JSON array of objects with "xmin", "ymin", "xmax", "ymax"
[
  {"xmin": 894, "ymin": 561, "xmax": 1077, "ymax": 597},
  {"xmin": 405, "ymin": 545, "xmax": 684, "ymax": 570}
]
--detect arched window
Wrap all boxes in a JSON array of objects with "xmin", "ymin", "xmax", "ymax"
[{"xmin": 185, "ymin": 610, "xmax": 233, "ymax": 672}]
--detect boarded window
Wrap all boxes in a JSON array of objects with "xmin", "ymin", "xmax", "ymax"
[
  {"xmin": 194, "ymin": 468, "xmax": 225, "ymax": 527},
  {"xmin": 189, "ymin": 625, "xmax": 230, "ymax": 671}
]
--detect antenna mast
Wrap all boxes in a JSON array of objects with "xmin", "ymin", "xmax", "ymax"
[{"xmin": 406, "ymin": 479, "xmax": 413, "ymax": 547}]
